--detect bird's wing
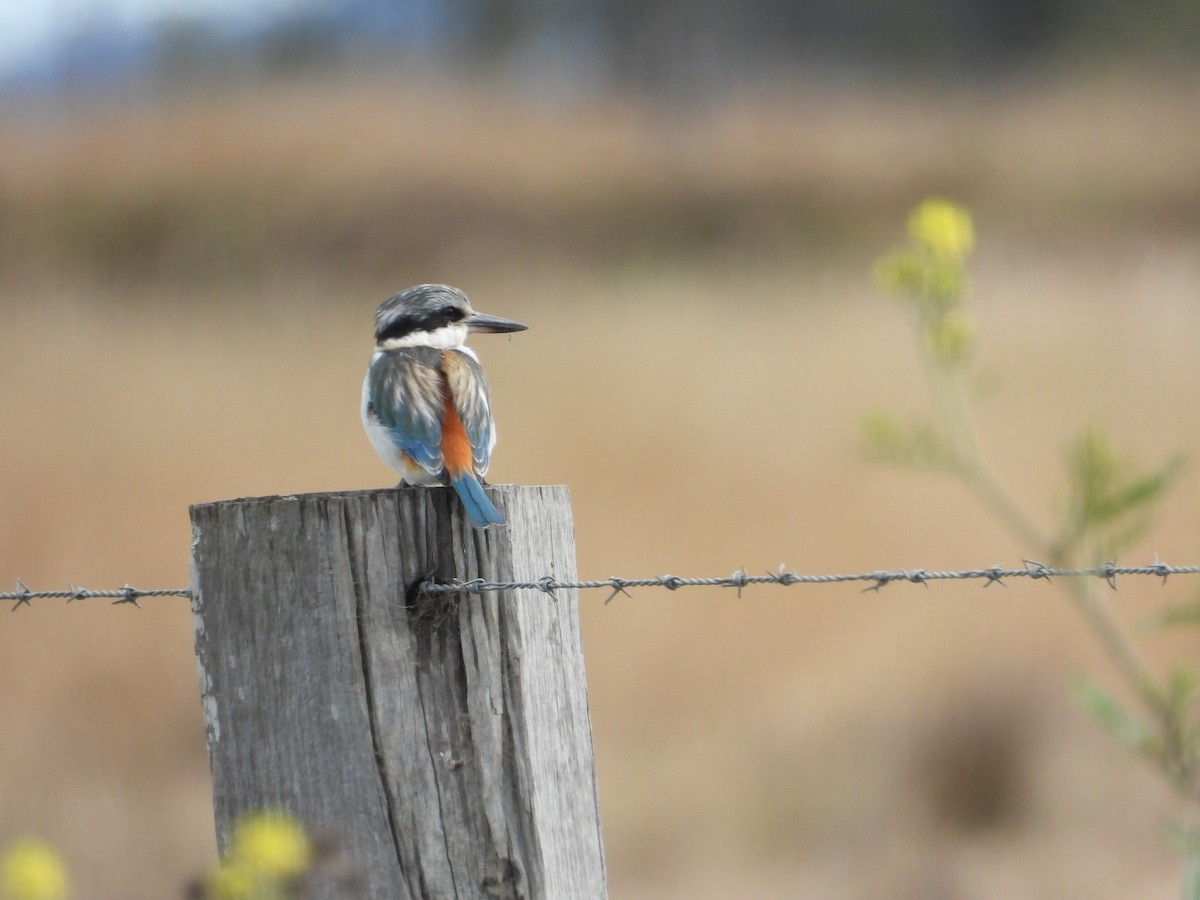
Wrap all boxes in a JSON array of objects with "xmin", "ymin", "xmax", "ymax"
[
  {"xmin": 441, "ymin": 349, "xmax": 494, "ymax": 477},
  {"xmin": 368, "ymin": 348, "xmax": 445, "ymax": 476}
]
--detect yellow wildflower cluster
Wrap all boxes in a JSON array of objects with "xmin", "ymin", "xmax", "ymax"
[
  {"xmin": 907, "ymin": 198, "xmax": 975, "ymax": 261},
  {"xmin": 876, "ymin": 197, "xmax": 976, "ymax": 365},
  {"xmin": 0, "ymin": 839, "xmax": 68, "ymax": 900},
  {"xmin": 207, "ymin": 812, "xmax": 312, "ymax": 900}
]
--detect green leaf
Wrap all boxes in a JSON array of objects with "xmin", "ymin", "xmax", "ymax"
[
  {"xmin": 1165, "ymin": 667, "xmax": 1200, "ymax": 719},
  {"xmin": 1071, "ymin": 675, "xmax": 1156, "ymax": 755},
  {"xmin": 1059, "ymin": 427, "xmax": 1185, "ymax": 558},
  {"xmin": 861, "ymin": 411, "xmax": 955, "ymax": 472},
  {"xmin": 1142, "ymin": 597, "xmax": 1200, "ymax": 635}
]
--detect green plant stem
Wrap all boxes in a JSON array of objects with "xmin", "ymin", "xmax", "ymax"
[
  {"xmin": 924, "ymin": 349, "xmax": 1167, "ymax": 727},
  {"xmin": 923, "ymin": 350, "xmax": 1048, "ymax": 549},
  {"xmin": 1179, "ymin": 807, "xmax": 1200, "ymax": 899},
  {"xmin": 957, "ymin": 460, "xmax": 1048, "ymax": 553},
  {"xmin": 922, "ymin": 341, "xmax": 980, "ymax": 462},
  {"xmin": 1065, "ymin": 577, "xmax": 1164, "ymax": 717}
]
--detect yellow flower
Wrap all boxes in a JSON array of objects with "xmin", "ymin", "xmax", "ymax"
[
  {"xmin": 0, "ymin": 839, "xmax": 68, "ymax": 900},
  {"xmin": 228, "ymin": 813, "xmax": 310, "ymax": 881},
  {"xmin": 907, "ymin": 198, "xmax": 974, "ymax": 261},
  {"xmin": 208, "ymin": 862, "xmax": 259, "ymax": 900}
]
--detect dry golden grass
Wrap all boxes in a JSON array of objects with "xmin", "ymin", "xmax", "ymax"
[
  {"xmin": 2, "ymin": 71, "xmax": 1199, "ymax": 897},
  {"xmin": 2, "ymin": 68, "xmax": 1198, "ymax": 283}
]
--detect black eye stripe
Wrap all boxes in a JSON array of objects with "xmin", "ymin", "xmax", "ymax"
[{"xmin": 376, "ymin": 306, "xmax": 465, "ymax": 342}]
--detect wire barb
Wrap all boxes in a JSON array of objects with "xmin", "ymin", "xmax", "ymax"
[
  {"xmin": 604, "ymin": 578, "xmax": 631, "ymax": 605},
  {"xmin": 10, "ymin": 578, "xmax": 32, "ymax": 611},
  {"xmin": 983, "ymin": 565, "xmax": 1007, "ymax": 587},
  {"xmin": 1023, "ymin": 559, "xmax": 1052, "ymax": 581},
  {"xmin": 1103, "ymin": 562, "xmax": 1119, "ymax": 590},
  {"xmin": 1150, "ymin": 554, "xmax": 1171, "ymax": 584}
]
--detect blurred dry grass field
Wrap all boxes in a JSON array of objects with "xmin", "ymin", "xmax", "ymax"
[{"xmin": 2, "ymin": 71, "xmax": 1200, "ymax": 897}]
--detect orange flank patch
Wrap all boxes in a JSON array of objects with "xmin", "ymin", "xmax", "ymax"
[{"xmin": 440, "ymin": 383, "xmax": 473, "ymax": 477}]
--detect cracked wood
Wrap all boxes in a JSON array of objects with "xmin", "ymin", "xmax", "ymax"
[{"xmin": 189, "ymin": 485, "xmax": 606, "ymax": 899}]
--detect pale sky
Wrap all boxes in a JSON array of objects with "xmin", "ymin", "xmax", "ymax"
[{"xmin": 0, "ymin": 0, "xmax": 310, "ymax": 75}]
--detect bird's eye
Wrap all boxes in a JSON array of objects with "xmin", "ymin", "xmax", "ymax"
[{"xmin": 441, "ymin": 306, "xmax": 460, "ymax": 319}]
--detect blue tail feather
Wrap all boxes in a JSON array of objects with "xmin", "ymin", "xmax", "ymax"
[{"xmin": 451, "ymin": 473, "xmax": 503, "ymax": 528}]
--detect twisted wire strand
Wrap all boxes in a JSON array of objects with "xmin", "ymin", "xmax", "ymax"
[
  {"xmin": 419, "ymin": 560, "xmax": 1200, "ymax": 602},
  {"xmin": 6, "ymin": 560, "xmax": 1199, "ymax": 611},
  {"xmin": 2, "ymin": 581, "xmax": 192, "ymax": 610}
]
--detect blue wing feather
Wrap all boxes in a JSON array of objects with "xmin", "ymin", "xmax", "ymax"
[{"xmin": 367, "ymin": 348, "xmax": 445, "ymax": 476}]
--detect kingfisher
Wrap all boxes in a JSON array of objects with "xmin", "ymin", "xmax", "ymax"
[{"xmin": 361, "ymin": 284, "xmax": 527, "ymax": 528}]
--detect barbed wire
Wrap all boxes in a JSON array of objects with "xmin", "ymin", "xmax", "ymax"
[
  {"xmin": 1, "ymin": 580, "xmax": 192, "ymax": 610},
  {"xmin": 6, "ymin": 559, "xmax": 1200, "ymax": 611},
  {"xmin": 420, "ymin": 559, "xmax": 1200, "ymax": 603}
]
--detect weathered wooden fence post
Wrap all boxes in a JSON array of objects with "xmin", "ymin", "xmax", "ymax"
[{"xmin": 189, "ymin": 485, "xmax": 606, "ymax": 899}]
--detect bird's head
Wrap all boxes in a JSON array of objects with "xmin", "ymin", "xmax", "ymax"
[{"xmin": 374, "ymin": 284, "xmax": 527, "ymax": 350}]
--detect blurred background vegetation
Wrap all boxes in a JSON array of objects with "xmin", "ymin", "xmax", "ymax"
[{"xmin": 2, "ymin": 1, "xmax": 1200, "ymax": 897}]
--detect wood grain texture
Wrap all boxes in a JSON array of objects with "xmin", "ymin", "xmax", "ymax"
[{"xmin": 189, "ymin": 485, "xmax": 606, "ymax": 899}]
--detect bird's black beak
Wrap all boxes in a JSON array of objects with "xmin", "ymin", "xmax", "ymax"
[{"xmin": 464, "ymin": 311, "xmax": 528, "ymax": 334}]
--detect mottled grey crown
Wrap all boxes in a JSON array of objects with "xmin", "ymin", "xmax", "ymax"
[{"xmin": 374, "ymin": 284, "xmax": 470, "ymax": 343}]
